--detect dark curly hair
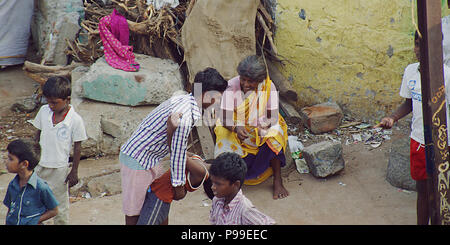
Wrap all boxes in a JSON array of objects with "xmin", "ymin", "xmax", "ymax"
[
  {"xmin": 7, "ymin": 139, "xmax": 41, "ymax": 170},
  {"xmin": 203, "ymin": 152, "xmax": 247, "ymax": 200}
]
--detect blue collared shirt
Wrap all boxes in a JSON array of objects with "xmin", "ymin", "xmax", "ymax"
[{"xmin": 3, "ymin": 171, "xmax": 59, "ymax": 225}]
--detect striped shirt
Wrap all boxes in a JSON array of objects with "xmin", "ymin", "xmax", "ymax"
[
  {"xmin": 209, "ymin": 190, "xmax": 276, "ymax": 225},
  {"xmin": 121, "ymin": 93, "xmax": 201, "ymax": 187}
]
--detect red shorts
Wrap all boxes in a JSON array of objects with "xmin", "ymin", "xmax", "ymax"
[{"xmin": 410, "ymin": 138, "xmax": 428, "ymax": 180}]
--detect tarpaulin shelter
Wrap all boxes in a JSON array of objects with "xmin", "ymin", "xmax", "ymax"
[{"xmin": 0, "ymin": 0, "xmax": 34, "ymax": 66}]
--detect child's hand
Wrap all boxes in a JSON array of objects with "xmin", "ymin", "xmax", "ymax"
[
  {"xmin": 173, "ymin": 185, "xmax": 187, "ymax": 201},
  {"xmin": 374, "ymin": 117, "xmax": 395, "ymax": 129},
  {"xmin": 65, "ymin": 170, "xmax": 79, "ymax": 188}
]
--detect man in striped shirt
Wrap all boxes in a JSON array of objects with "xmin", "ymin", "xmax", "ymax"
[
  {"xmin": 120, "ymin": 68, "xmax": 228, "ymax": 225},
  {"xmin": 207, "ymin": 152, "xmax": 275, "ymax": 225}
]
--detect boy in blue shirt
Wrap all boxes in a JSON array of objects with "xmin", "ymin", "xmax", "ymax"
[{"xmin": 3, "ymin": 139, "xmax": 59, "ymax": 225}]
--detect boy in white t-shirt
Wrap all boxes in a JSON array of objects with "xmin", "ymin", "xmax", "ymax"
[
  {"xmin": 32, "ymin": 76, "xmax": 88, "ymax": 225},
  {"xmin": 376, "ymin": 31, "xmax": 450, "ymax": 225}
]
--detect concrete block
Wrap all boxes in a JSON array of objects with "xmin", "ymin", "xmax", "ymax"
[
  {"xmin": 303, "ymin": 140, "xmax": 345, "ymax": 178},
  {"xmin": 300, "ymin": 102, "xmax": 343, "ymax": 134},
  {"xmin": 80, "ymin": 54, "xmax": 184, "ymax": 106}
]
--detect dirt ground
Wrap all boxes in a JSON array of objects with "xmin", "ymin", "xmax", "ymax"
[{"xmin": 0, "ymin": 65, "xmax": 417, "ymax": 225}]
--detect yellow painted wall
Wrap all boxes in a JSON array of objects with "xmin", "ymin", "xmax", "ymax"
[{"xmin": 274, "ymin": 0, "xmax": 450, "ymax": 121}]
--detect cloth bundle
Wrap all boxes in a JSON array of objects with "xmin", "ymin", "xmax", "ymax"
[{"xmin": 99, "ymin": 9, "xmax": 140, "ymax": 72}]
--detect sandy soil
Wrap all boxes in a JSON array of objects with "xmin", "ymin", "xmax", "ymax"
[{"xmin": 0, "ymin": 65, "xmax": 417, "ymax": 225}]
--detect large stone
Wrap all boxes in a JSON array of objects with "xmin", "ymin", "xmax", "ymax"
[
  {"xmin": 75, "ymin": 108, "xmax": 103, "ymax": 158},
  {"xmin": 300, "ymin": 102, "xmax": 343, "ymax": 134},
  {"xmin": 80, "ymin": 54, "xmax": 184, "ymax": 106},
  {"xmin": 72, "ymin": 66, "xmax": 157, "ymax": 157},
  {"xmin": 303, "ymin": 141, "xmax": 345, "ymax": 178},
  {"xmin": 74, "ymin": 98, "xmax": 156, "ymax": 157},
  {"xmin": 32, "ymin": 0, "xmax": 83, "ymax": 65},
  {"xmin": 386, "ymin": 136, "xmax": 416, "ymax": 191}
]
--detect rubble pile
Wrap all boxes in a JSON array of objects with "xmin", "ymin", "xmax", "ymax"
[
  {"xmin": 288, "ymin": 116, "xmax": 394, "ymax": 149},
  {"xmin": 286, "ymin": 114, "xmax": 399, "ymax": 176}
]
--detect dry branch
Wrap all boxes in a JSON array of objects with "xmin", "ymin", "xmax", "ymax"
[
  {"xmin": 23, "ymin": 61, "xmax": 83, "ymax": 86},
  {"xmin": 257, "ymin": 11, "xmax": 277, "ymax": 56}
]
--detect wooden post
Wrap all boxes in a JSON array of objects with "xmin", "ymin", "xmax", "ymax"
[
  {"xmin": 195, "ymin": 126, "xmax": 215, "ymax": 161},
  {"xmin": 417, "ymin": 0, "xmax": 450, "ymax": 225}
]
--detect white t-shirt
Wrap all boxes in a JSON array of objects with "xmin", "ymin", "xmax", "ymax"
[
  {"xmin": 399, "ymin": 62, "xmax": 450, "ymax": 145},
  {"xmin": 32, "ymin": 104, "xmax": 88, "ymax": 168}
]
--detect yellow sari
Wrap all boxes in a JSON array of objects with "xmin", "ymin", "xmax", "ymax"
[{"xmin": 214, "ymin": 76, "xmax": 288, "ymax": 185}]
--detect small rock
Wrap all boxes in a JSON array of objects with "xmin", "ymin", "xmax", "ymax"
[
  {"xmin": 300, "ymin": 102, "xmax": 343, "ymax": 134},
  {"xmin": 10, "ymin": 97, "xmax": 38, "ymax": 113},
  {"xmin": 303, "ymin": 141, "xmax": 345, "ymax": 178}
]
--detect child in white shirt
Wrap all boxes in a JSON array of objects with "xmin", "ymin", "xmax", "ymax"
[
  {"xmin": 32, "ymin": 76, "xmax": 87, "ymax": 225},
  {"xmin": 376, "ymin": 31, "xmax": 450, "ymax": 225}
]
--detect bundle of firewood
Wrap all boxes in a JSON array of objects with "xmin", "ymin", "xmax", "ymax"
[{"xmin": 66, "ymin": 0, "xmax": 191, "ymax": 65}]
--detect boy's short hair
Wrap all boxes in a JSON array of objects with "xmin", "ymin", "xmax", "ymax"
[
  {"xmin": 42, "ymin": 76, "xmax": 71, "ymax": 99},
  {"xmin": 193, "ymin": 67, "xmax": 228, "ymax": 95},
  {"xmin": 7, "ymin": 139, "xmax": 41, "ymax": 170},
  {"xmin": 203, "ymin": 153, "xmax": 248, "ymax": 200},
  {"xmin": 210, "ymin": 152, "xmax": 247, "ymax": 187}
]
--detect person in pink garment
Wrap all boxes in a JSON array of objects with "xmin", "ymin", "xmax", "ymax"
[{"xmin": 99, "ymin": 9, "xmax": 140, "ymax": 72}]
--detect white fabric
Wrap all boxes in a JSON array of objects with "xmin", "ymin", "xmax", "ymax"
[
  {"xmin": 399, "ymin": 62, "xmax": 450, "ymax": 145},
  {"xmin": 32, "ymin": 105, "xmax": 88, "ymax": 168},
  {"xmin": 147, "ymin": 0, "xmax": 179, "ymax": 10},
  {"xmin": 0, "ymin": 0, "xmax": 34, "ymax": 65}
]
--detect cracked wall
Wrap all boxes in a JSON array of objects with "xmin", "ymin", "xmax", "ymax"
[{"xmin": 274, "ymin": 0, "xmax": 450, "ymax": 121}]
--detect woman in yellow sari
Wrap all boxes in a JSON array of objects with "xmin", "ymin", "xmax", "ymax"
[{"xmin": 214, "ymin": 55, "xmax": 289, "ymax": 199}]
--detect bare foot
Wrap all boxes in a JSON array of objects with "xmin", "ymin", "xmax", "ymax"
[{"xmin": 273, "ymin": 178, "xmax": 289, "ymax": 200}]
